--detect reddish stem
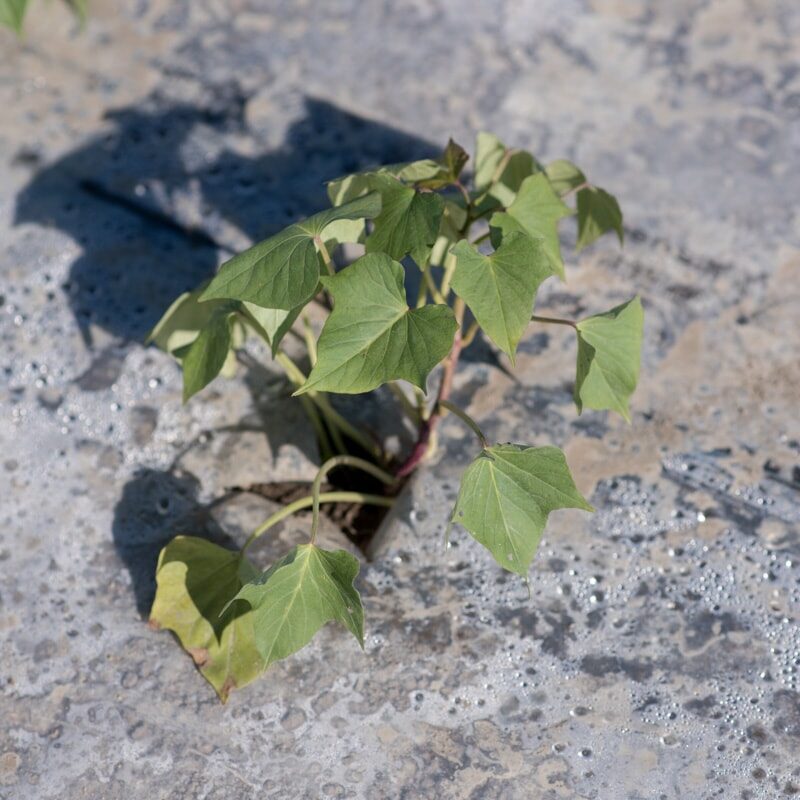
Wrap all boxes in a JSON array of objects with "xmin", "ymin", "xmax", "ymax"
[{"xmin": 396, "ymin": 327, "xmax": 463, "ymax": 478}]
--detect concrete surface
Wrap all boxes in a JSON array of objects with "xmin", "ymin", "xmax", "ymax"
[{"xmin": 1, "ymin": 1, "xmax": 799, "ymax": 798}]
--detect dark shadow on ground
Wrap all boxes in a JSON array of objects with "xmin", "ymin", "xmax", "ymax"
[
  {"xmin": 111, "ymin": 467, "xmax": 238, "ymax": 616},
  {"xmin": 14, "ymin": 89, "xmax": 437, "ymax": 345}
]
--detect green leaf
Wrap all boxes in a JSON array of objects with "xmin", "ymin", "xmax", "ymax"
[
  {"xmin": 411, "ymin": 139, "xmax": 469, "ymax": 190},
  {"xmin": 364, "ymin": 172, "xmax": 444, "ymax": 267},
  {"xmin": 545, "ymin": 159, "xmax": 586, "ymax": 195},
  {"xmin": 575, "ymin": 297, "xmax": 643, "ymax": 421},
  {"xmin": 490, "ymin": 173, "xmax": 573, "ymax": 279},
  {"xmin": 429, "ymin": 197, "xmax": 468, "ymax": 267},
  {"xmin": 233, "ymin": 544, "xmax": 364, "ymax": 667},
  {"xmin": 451, "ymin": 233, "xmax": 554, "ymax": 362},
  {"xmin": 451, "ymin": 445, "xmax": 593, "ymax": 577},
  {"xmin": 322, "ymin": 217, "xmax": 366, "ymax": 248},
  {"xmin": 576, "ymin": 186, "xmax": 624, "ymax": 250},
  {"xmin": 147, "ymin": 287, "xmax": 222, "ymax": 355},
  {"xmin": 473, "ymin": 132, "xmax": 541, "ymax": 207},
  {"xmin": 0, "ymin": 0, "xmax": 28, "ymax": 33},
  {"xmin": 150, "ymin": 536, "xmax": 265, "ymax": 702},
  {"xmin": 473, "ymin": 132, "xmax": 505, "ymax": 194},
  {"xmin": 439, "ymin": 138, "xmax": 469, "ymax": 182},
  {"xmin": 239, "ymin": 302, "xmax": 301, "ymax": 357},
  {"xmin": 296, "ymin": 253, "xmax": 457, "ymax": 395},
  {"xmin": 200, "ymin": 192, "xmax": 382, "ymax": 310},
  {"xmin": 327, "ymin": 160, "xmax": 444, "ymax": 205},
  {"xmin": 181, "ymin": 305, "xmax": 239, "ymax": 402}
]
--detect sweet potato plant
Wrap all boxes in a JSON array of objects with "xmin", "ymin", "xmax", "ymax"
[{"xmin": 147, "ymin": 134, "xmax": 642, "ymax": 701}]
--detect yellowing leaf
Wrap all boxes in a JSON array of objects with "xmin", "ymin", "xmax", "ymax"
[
  {"xmin": 150, "ymin": 537, "xmax": 265, "ymax": 703},
  {"xmin": 575, "ymin": 297, "xmax": 643, "ymax": 421}
]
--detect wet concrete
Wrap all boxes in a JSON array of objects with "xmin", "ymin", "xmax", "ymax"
[{"xmin": 1, "ymin": 1, "xmax": 799, "ymax": 798}]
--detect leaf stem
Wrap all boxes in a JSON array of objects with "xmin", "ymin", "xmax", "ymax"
[
  {"xmin": 301, "ymin": 314, "xmax": 318, "ymax": 365},
  {"xmin": 242, "ymin": 491, "xmax": 395, "ymax": 552},
  {"xmin": 531, "ymin": 314, "xmax": 577, "ymax": 329},
  {"xmin": 316, "ymin": 237, "xmax": 336, "ymax": 276},
  {"xmin": 396, "ymin": 299, "xmax": 465, "ymax": 477},
  {"xmin": 276, "ymin": 350, "xmax": 384, "ymax": 460},
  {"xmin": 439, "ymin": 400, "xmax": 487, "ymax": 448},
  {"xmin": 310, "ymin": 455, "xmax": 397, "ymax": 544},
  {"xmin": 422, "ymin": 266, "xmax": 447, "ymax": 305}
]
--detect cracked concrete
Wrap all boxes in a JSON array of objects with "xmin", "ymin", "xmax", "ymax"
[{"xmin": 1, "ymin": 1, "xmax": 799, "ymax": 798}]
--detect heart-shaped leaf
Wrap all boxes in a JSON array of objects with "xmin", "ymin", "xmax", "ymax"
[
  {"xmin": 451, "ymin": 233, "xmax": 554, "ymax": 362},
  {"xmin": 233, "ymin": 544, "xmax": 364, "ymax": 667},
  {"xmin": 149, "ymin": 536, "xmax": 265, "ymax": 703},
  {"xmin": 545, "ymin": 159, "xmax": 586, "ymax": 196},
  {"xmin": 490, "ymin": 174, "xmax": 573, "ymax": 279},
  {"xmin": 364, "ymin": 172, "xmax": 444, "ymax": 267},
  {"xmin": 576, "ymin": 186, "xmax": 624, "ymax": 250},
  {"xmin": 200, "ymin": 192, "xmax": 382, "ymax": 310},
  {"xmin": 451, "ymin": 444, "xmax": 592, "ymax": 576},
  {"xmin": 575, "ymin": 297, "xmax": 643, "ymax": 421},
  {"xmin": 296, "ymin": 252, "xmax": 457, "ymax": 395}
]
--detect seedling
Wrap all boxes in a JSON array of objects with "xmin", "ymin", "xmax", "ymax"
[{"xmin": 147, "ymin": 134, "xmax": 642, "ymax": 701}]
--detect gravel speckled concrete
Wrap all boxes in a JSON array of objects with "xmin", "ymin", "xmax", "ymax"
[{"xmin": 2, "ymin": 2, "xmax": 799, "ymax": 798}]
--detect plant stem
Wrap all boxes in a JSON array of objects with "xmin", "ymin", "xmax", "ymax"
[
  {"xmin": 396, "ymin": 298, "xmax": 465, "ymax": 477},
  {"xmin": 309, "ymin": 455, "xmax": 396, "ymax": 544},
  {"xmin": 315, "ymin": 237, "xmax": 336, "ymax": 276},
  {"xmin": 276, "ymin": 350, "xmax": 384, "ymax": 460},
  {"xmin": 461, "ymin": 320, "xmax": 480, "ymax": 348},
  {"xmin": 422, "ymin": 266, "xmax": 447, "ymax": 305},
  {"xmin": 241, "ymin": 491, "xmax": 394, "ymax": 553},
  {"xmin": 302, "ymin": 314, "xmax": 318, "ymax": 365},
  {"xmin": 439, "ymin": 400, "xmax": 487, "ymax": 448},
  {"xmin": 530, "ymin": 314, "xmax": 577, "ymax": 329}
]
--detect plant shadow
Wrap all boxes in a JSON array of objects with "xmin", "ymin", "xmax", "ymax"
[{"xmin": 19, "ymin": 89, "xmax": 440, "ymax": 613}]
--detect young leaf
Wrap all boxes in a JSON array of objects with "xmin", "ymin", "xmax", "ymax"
[
  {"xmin": 450, "ymin": 233, "xmax": 553, "ymax": 362},
  {"xmin": 364, "ymin": 172, "xmax": 444, "ymax": 267},
  {"xmin": 233, "ymin": 544, "xmax": 364, "ymax": 667},
  {"xmin": 439, "ymin": 138, "xmax": 469, "ymax": 182},
  {"xmin": 149, "ymin": 536, "xmax": 265, "ymax": 703},
  {"xmin": 574, "ymin": 297, "xmax": 643, "ymax": 421},
  {"xmin": 451, "ymin": 445, "xmax": 593, "ymax": 577},
  {"xmin": 411, "ymin": 139, "xmax": 469, "ymax": 190},
  {"xmin": 545, "ymin": 159, "xmax": 586, "ymax": 196},
  {"xmin": 200, "ymin": 192, "xmax": 381, "ymax": 310},
  {"xmin": 0, "ymin": 0, "xmax": 28, "ymax": 33},
  {"xmin": 296, "ymin": 253, "xmax": 457, "ymax": 395},
  {"xmin": 490, "ymin": 173, "xmax": 573, "ymax": 279},
  {"xmin": 576, "ymin": 186, "xmax": 624, "ymax": 250},
  {"xmin": 181, "ymin": 305, "xmax": 239, "ymax": 402},
  {"xmin": 473, "ymin": 132, "xmax": 541, "ymax": 208},
  {"xmin": 327, "ymin": 160, "xmax": 444, "ymax": 205}
]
